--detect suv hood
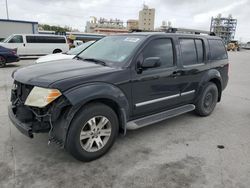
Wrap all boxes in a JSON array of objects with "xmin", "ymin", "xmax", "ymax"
[
  {"xmin": 35, "ymin": 53, "xmax": 75, "ymax": 64},
  {"xmin": 13, "ymin": 59, "xmax": 120, "ymax": 88}
]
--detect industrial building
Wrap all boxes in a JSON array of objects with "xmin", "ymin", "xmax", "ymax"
[
  {"xmin": 210, "ymin": 14, "xmax": 237, "ymax": 44},
  {"xmin": 138, "ymin": 5, "xmax": 155, "ymax": 31},
  {"xmin": 85, "ymin": 17, "xmax": 128, "ymax": 34},
  {"xmin": 127, "ymin": 19, "xmax": 139, "ymax": 31},
  {"xmin": 0, "ymin": 19, "xmax": 38, "ymax": 41}
]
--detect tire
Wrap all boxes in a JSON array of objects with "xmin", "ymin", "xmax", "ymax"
[
  {"xmin": 66, "ymin": 103, "xmax": 119, "ymax": 162},
  {"xmin": 53, "ymin": 49, "xmax": 62, "ymax": 54},
  {"xmin": 195, "ymin": 82, "xmax": 218, "ymax": 116},
  {"xmin": 0, "ymin": 56, "xmax": 6, "ymax": 68}
]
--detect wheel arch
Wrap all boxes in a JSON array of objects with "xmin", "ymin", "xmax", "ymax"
[
  {"xmin": 63, "ymin": 82, "xmax": 129, "ymax": 139},
  {"xmin": 51, "ymin": 83, "xmax": 130, "ymax": 147},
  {"xmin": 196, "ymin": 69, "xmax": 223, "ymax": 103},
  {"xmin": 209, "ymin": 77, "xmax": 222, "ymax": 102},
  {"xmin": 53, "ymin": 49, "xmax": 62, "ymax": 53}
]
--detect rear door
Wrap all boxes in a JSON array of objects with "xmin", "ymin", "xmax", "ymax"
[
  {"xmin": 131, "ymin": 37, "xmax": 182, "ymax": 118},
  {"xmin": 176, "ymin": 37, "xmax": 209, "ymax": 104}
]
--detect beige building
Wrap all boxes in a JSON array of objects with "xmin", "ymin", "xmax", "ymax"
[
  {"xmin": 138, "ymin": 5, "xmax": 155, "ymax": 31},
  {"xmin": 127, "ymin": 19, "xmax": 139, "ymax": 31}
]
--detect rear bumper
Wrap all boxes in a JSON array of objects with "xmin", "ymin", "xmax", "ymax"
[
  {"xmin": 6, "ymin": 56, "xmax": 19, "ymax": 63},
  {"xmin": 8, "ymin": 105, "xmax": 33, "ymax": 138}
]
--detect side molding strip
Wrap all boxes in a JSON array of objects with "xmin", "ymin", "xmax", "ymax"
[
  {"xmin": 135, "ymin": 90, "xmax": 195, "ymax": 107},
  {"xmin": 181, "ymin": 90, "xmax": 195, "ymax": 96},
  {"xmin": 135, "ymin": 94, "xmax": 180, "ymax": 107}
]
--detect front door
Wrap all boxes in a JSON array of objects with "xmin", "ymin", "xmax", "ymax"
[
  {"xmin": 6, "ymin": 35, "xmax": 26, "ymax": 55},
  {"xmin": 131, "ymin": 37, "xmax": 182, "ymax": 118}
]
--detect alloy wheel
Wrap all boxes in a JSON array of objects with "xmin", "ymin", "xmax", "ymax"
[{"xmin": 79, "ymin": 116, "xmax": 112, "ymax": 152}]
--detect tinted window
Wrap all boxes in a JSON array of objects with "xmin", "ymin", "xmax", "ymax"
[
  {"xmin": 180, "ymin": 39, "xmax": 197, "ymax": 66},
  {"xmin": 143, "ymin": 38, "xmax": 174, "ymax": 68},
  {"xmin": 9, "ymin": 35, "xmax": 23, "ymax": 43},
  {"xmin": 208, "ymin": 39, "xmax": 227, "ymax": 60},
  {"xmin": 26, "ymin": 36, "xmax": 66, "ymax": 43},
  {"xmin": 195, "ymin": 39, "xmax": 204, "ymax": 63},
  {"xmin": 180, "ymin": 39, "xmax": 205, "ymax": 66}
]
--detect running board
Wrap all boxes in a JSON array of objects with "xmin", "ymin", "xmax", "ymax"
[{"xmin": 127, "ymin": 104, "xmax": 195, "ymax": 130}]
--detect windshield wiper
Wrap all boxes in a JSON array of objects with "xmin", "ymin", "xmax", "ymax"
[
  {"xmin": 75, "ymin": 56, "xmax": 84, "ymax": 61},
  {"xmin": 82, "ymin": 58, "xmax": 106, "ymax": 66},
  {"xmin": 75, "ymin": 57, "xmax": 107, "ymax": 66}
]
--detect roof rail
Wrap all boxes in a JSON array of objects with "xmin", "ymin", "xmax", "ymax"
[{"xmin": 165, "ymin": 27, "xmax": 216, "ymax": 36}]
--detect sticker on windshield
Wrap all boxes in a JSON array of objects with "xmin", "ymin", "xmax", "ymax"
[{"xmin": 124, "ymin": 37, "xmax": 140, "ymax": 42}]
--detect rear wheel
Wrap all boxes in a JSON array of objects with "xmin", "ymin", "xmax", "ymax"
[
  {"xmin": 53, "ymin": 49, "xmax": 62, "ymax": 54},
  {"xmin": 66, "ymin": 103, "xmax": 119, "ymax": 162},
  {"xmin": 195, "ymin": 82, "xmax": 218, "ymax": 116},
  {"xmin": 0, "ymin": 56, "xmax": 6, "ymax": 68}
]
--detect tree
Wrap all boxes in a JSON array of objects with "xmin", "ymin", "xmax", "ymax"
[{"xmin": 39, "ymin": 24, "xmax": 73, "ymax": 33}]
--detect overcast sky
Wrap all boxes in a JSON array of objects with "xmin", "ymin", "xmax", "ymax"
[{"xmin": 0, "ymin": 0, "xmax": 250, "ymax": 42}]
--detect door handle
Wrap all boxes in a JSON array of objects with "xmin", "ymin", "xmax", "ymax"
[
  {"xmin": 23, "ymin": 43, "xmax": 25, "ymax": 47},
  {"xmin": 171, "ymin": 70, "xmax": 183, "ymax": 77}
]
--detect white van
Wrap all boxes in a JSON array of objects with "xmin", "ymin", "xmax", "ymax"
[{"xmin": 0, "ymin": 34, "xmax": 69, "ymax": 56}]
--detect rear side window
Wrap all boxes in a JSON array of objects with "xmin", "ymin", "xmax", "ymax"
[
  {"xmin": 9, "ymin": 35, "xmax": 23, "ymax": 43},
  {"xmin": 180, "ymin": 39, "xmax": 204, "ymax": 66},
  {"xmin": 208, "ymin": 39, "xmax": 227, "ymax": 60},
  {"xmin": 195, "ymin": 39, "xmax": 204, "ymax": 63},
  {"xmin": 143, "ymin": 38, "xmax": 174, "ymax": 68},
  {"xmin": 26, "ymin": 36, "xmax": 66, "ymax": 43}
]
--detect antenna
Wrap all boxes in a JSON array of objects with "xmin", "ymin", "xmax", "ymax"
[{"xmin": 5, "ymin": 0, "xmax": 9, "ymax": 19}]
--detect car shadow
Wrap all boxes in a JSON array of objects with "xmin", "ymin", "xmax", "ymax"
[{"xmin": 2, "ymin": 64, "xmax": 20, "ymax": 68}]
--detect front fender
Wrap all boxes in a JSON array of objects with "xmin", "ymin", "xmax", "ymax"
[{"xmin": 63, "ymin": 82, "xmax": 130, "ymax": 115}]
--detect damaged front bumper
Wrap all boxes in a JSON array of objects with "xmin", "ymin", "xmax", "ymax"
[{"xmin": 8, "ymin": 105, "xmax": 34, "ymax": 138}]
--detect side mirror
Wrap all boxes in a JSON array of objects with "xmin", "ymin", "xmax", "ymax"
[{"xmin": 141, "ymin": 57, "xmax": 161, "ymax": 69}]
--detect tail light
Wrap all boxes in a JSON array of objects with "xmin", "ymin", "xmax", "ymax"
[{"xmin": 11, "ymin": 48, "xmax": 17, "ymax": 55}]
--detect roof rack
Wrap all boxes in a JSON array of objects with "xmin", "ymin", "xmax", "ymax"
[{"xmin": 165, "ymin": 27, "xmax": 216, "ymax": 36}]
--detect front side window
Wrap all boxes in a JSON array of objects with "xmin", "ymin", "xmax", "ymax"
[
  {"xmin": 142, "ymin": 38, "xmax": 174, "ymax": 68},
  {"xmin": 180, "ymin": 38, "xmax": 204, "ymax": 66},
  {"xmin": 208, "ymin": 39, "xmax": 227, "ymax": 60},
  {"xmin": 78, "ymin": 35, "xmax": 145, "ymax": 66},
  {"xmin": 9, "ymin": 35, "xmax": 23, "ymax": 43}
]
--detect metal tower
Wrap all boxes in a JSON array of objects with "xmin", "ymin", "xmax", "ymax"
[{"xmin": 210, "ymin": 14, "xmax": 237, "ymax": 44}]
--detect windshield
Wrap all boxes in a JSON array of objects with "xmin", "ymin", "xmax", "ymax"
[
  {"xmin": 67, "ymin": 41, "xmax": 95, "ymax": 55},
  {"xmin": 77, "ymin": 35, "xmax": 145, "ymax": 66},
  {"xmin": 2, "ymin": 35, "xmax": 13, "ymax": 43}
]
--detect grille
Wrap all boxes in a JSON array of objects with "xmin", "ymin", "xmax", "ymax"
[{"xmin": 12, "ymin": 81, "xmax": 34, "ymax": 104}]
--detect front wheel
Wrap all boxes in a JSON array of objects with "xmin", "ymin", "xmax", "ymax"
[
  {"xmin": 66, "ymin": 103, "xmax": 119, "ymax": 162},
  {"xmin": 195, "ymin": 82, "xmax": 218, "ymax": 116}
]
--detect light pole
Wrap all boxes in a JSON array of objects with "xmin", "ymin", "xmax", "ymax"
[{"xmin": 5, "ymin": 0, "xmax": 9, "ymax": 19}]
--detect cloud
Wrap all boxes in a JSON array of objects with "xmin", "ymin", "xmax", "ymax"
[{"xmin": 0, "ymin": 0, "xmax": 250, "ymax": 41}]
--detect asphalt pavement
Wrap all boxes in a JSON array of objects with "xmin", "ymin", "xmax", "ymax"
[{"xmin": 0, "ymin": 51, "xmax": 250, "ymax": 188}]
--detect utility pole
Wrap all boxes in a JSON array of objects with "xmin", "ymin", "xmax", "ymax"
[{"xmin": 5, "ymin": 0, "xmax": 9, "ymax": 19}]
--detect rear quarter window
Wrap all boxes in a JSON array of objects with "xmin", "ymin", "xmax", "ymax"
[{"xmin": 208, "ymin": 39, "xmax": 227, "ymax": 60}]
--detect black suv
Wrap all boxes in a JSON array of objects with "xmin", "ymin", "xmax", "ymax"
[{"xmin": 9, "ymin": 33, "xmax": 229, "ymax": 161}]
